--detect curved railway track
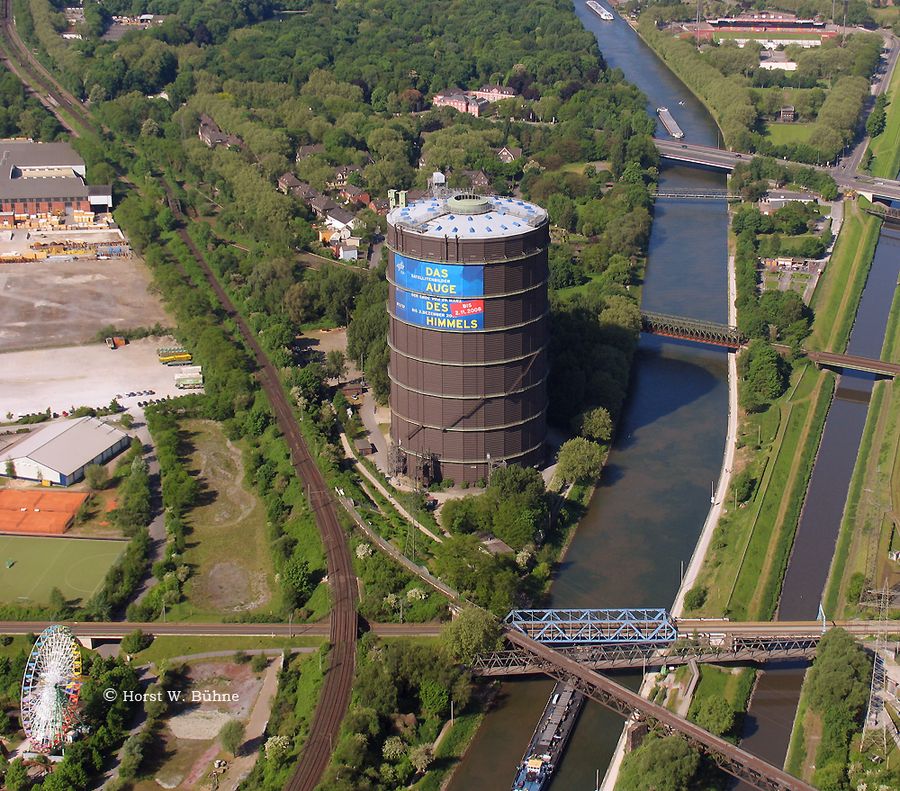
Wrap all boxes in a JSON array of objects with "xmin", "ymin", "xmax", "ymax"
[
  {"xmin": 164, "ymin": 188, "xmax": 359, "ymax": 791},
  {"xmin": 1, "ymin": 5, "xmax": 359, "ymax": 785},
  {"xmin": 0, "ymin": 0, "xmax": 95, "ymax": 135}
]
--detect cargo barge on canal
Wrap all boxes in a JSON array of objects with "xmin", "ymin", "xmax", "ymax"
[
  {"xmin": 586, "ymin": 1, "xmax": 614, "ymax": 21},
  {"xmin": 656, "ymin": 106, "xmax": 684, "ymax": 139},
  {"xmin": 512, "ymin": 682, "xmax": 585, "ymax": 791}
]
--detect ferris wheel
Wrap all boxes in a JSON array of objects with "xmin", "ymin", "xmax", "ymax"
[{"xmin": 20, "ymin": 625, "xmax": 83, "ymax": 752}]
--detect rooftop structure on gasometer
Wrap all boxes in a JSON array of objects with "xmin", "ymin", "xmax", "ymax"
[{"xmin": 386, "ymin": 191, "xmax": 550, "ymax": 485}]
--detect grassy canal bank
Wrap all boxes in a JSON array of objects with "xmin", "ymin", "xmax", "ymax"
[{"xmin": 684, "ymin": 201, "xmax": 880, "ymax": 620}]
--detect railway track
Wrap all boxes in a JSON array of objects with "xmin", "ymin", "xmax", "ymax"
[
  {"xmin": 163, "ymin": 184, "xmax": 359, "ymax": 791},
  {"xmin": 0, "ymin": 0, "xmax": 95, "ymax": 135}
]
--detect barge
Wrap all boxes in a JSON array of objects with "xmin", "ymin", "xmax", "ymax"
[
  {"xmin": 511, "ymin": 681, "xmax": 585, "ymax": 791},
  {"xmin": 656, "ymin": 106, "xmax": 685, "ymax": 139},
  {"xmin": 586, "ymin": 1, "xmax": 614, "ymax": 21}
]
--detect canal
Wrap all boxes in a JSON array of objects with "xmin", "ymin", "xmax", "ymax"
[{"xmin": 449, "ymin": 4, "xmax": 732, "ymax": 788}]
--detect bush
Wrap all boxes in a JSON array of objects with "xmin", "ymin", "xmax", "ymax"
[
  {"xmin": 251, "ymin": 654, "xmax": 269, "ymax": 673},
  {"xmin": 84, "ymin": 464, "xmax": 109, "ymax": 491},
  {"xmin": 120, "ymin": 629, "xmax": 153, "ymax": 655},
  {"xmin": 683, "ymin": 586, "xmax": 707, "ymax": 611}
]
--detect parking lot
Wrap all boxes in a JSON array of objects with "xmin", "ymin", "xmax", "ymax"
[
  {"xmin": 0, "ymin": 254, "xmax": 169, "ymax": 353},
  {"xmin": 0, "ymin": 338, "xmax": 192, "ymax": 417}
]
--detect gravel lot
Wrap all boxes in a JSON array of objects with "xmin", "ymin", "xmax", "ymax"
[
  {"xmin": 0, "ymin": 255, "xmax": 169, "ymax": 352},
  {"xmin": 0, "ymin": 338, "xmax": 191, "ymax": 417}
]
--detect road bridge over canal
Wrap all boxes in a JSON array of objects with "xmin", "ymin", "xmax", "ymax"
[{"xmin": 653, "ymin": 138, "xmax": 900, "ymax": 203}]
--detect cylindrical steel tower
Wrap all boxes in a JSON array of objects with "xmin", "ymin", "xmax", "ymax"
[{"xmin": 386, "ymin": 193, "xmax": 550, "ymax": 484}]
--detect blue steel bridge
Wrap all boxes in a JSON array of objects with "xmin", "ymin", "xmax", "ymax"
[
  {"xmin": 472, "ymin": 608, "xmax": 895, "ymax": 677},
  {"xmin": 504, "ymin": 608, "xmax": 678, "ymax": 645}
]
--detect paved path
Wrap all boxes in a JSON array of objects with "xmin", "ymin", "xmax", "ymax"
[
  {"xmin": 358, "ymin": 391, "xmax": 389, "ymax": 471},
  {"xmin": 132, "ymin": 412, "xmax": 166, "ymax": 604}
]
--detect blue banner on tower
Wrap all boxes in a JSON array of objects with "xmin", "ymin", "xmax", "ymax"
[
  {"xmin": 393, "ymin": 287, "xmax": 484, "ymax": 331},
  {"xmin": 393, "ymin": 254, "xmax": 484, "ymax": 297}
]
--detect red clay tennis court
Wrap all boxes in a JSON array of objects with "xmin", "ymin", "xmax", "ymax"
[{"xmin": 0, "ymin": 490, "xmax": 88, "ymax": 535}]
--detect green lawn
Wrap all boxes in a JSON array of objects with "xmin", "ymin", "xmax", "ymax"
[
  {"xmin": 0, "ymin": 536, "xmax": 125, "ymax": 605},
  {"xmin": 809, "ymin": 202, "xmax": 881, "ymax": 353},
  {"xmin": 130, "ymin": 636, "xmax": 322, "ymax": 667},
  {"xmin": 764, "ymin": 122, "xmax": 815, "ymax": 147},
  {"xmin": 868, "ymin": 58, "xmax": 900, "ymax": 180}
]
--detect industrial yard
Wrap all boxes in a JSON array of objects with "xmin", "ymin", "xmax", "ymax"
[
  {"xmin": 0, "ymin": 252, "xmax": 168, "ymax": 352},
  {"xmin": 0, "ymin": 338, "xmax": 188, "ymax": 417}
]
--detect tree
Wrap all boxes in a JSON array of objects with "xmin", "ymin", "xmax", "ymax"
[
  {"xmin": 556, "ymin": 438, "xmax": 604, "ymax": 484},
  {"xmin": 383, "ymin": 735, "xmax": 406, "ymax": 761},
  {"xmin": 219, "ymin": 719, "xmax": 245, "ymax": 757},
  {"xmin": 120, "ymin": 413, "xmax": 134, "ymax": 429},
  {"xmin": 692, "ymin": 696, "xmax": 735, "ymax": 737},
  {"xmin": 284, "ymin": 557, "xmax": 313, "ymax": 602},
  {"xmin": 745, "ymin": 341, "xmax": 788, "ymax": 402},
  {"xmin": 440, "ymin": 606, "xmax": 501, "ymax": 663},
  {"xmin": 409, "ymin": 744, "xmax": 434, "ymax": 774},
  {"xmin": 573, "ymin": 406, "xmax": 613, "ymax": 443},
  {"xmin": 325, "ymin": 349, "xmax": 348, "ymax": 381},
  {"xmin": 121, "ymin": 629, "xmax": 153, "ymax": 655},
  {"xmin": 419, "ymin": 679, "xmax": 449, "ymax": 719},
  {"xmin": 4, "ymin": 760, "xmax": 29, "ymax": 791},
  {"xmin": 265, "ymin": 734, "xmax": 291, "ymax": 764},
  {"xmin": 617, "ymin": 734, "xmax": 700, "ymax": 791},
  {"xmin": 4, "ymin": 460, "xmax": 14, "ymax": 479},
  {"xmin": 683, "ymin": 586, "xmax": 707, "ymax": 611},
  {"xmin": 84, "ymin": 463, "xmax": 108, "ymax": 490},
  {"xmin": 293, "ymin": 363, "xmax": 326, "ymax": 406}
]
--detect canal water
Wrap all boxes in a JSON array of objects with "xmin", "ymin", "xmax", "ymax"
[{"xmin": 449, "ymin": 5, "xmax": 733, "ymax": 789}]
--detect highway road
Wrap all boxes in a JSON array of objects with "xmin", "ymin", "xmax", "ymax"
[{"xmin": 654, "ymin": 139, "xmax": 900, "ymax": 202}]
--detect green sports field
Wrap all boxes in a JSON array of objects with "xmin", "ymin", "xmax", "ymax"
[{"xmin": 0, "ymin": 536, "xmax": 125, "ymax": 605}]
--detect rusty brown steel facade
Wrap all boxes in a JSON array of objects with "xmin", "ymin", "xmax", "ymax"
[{"xmin": 386, "ymin": 207, "xmax": 550, "ymax": 484}]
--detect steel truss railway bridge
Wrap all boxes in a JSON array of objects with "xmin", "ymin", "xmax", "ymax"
[
  {"xmin": 641, "ymin": 311, "xmax": 900, "ymax": 377},
  {"xmin": 478, "ymin": 609, "xmax": 897, "ymax": 791}
]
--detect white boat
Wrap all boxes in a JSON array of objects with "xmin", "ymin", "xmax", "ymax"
[{"xmin": 586, "ymin": 1, "xmax": 614, "ymax": 21}]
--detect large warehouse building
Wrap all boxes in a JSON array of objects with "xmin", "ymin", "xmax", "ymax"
[
  {"xmin": 386, "ymin": 192, "xmax": 550, "ymax": 484},
  {"xmin": 0, "ymin": 417, "xmax": 130, "ymax": 486},
  {"xmin": 0, "ymin": 139, "xmax": 112, "ymax": 227}
]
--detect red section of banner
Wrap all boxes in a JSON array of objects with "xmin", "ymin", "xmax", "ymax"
[{"xmin": 450, "ymin": 300, "xmax": 484, "ymax": 317}]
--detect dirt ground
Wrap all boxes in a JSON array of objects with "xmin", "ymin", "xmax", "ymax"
[
  {"xmin": 140, "ymin": 659, "xmax": 270, "ymax": 791},
  {"xmin": 300, "ymin": 327, "xmax": 361, "ymax": 380},
  {"xmin": 0, "ymin": 337, "xmax": 190, "ymax": 417},
  {"xmin": 0, "ymin": 255, "xmax": 169, "ymax": 352}
]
